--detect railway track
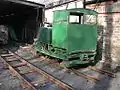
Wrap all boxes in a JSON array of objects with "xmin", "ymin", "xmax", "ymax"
[
  {"xmin": 0, "ymin": 49, "xmax": 74, "ymax": 90},
  {"xmin": 42, "ymin": 57, "xmax": 116, "ymax": 82},
  {"xmin": 70, "ymin": 66, "xmax": 116, "ymax": 82},
  {"xmin": 0, "ymin": 47, "xmax": 116, "ymax": 90},
  {"xmin": 31, "ymin": 55, "xmax": 115, "ymax": 83},
  {"xmin": 41, "ymin": 58, "xmax": 100, "ymax": 82}
]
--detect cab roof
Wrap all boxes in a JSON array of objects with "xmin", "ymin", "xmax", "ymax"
[{"xmin": 54, "ymin": 8, "xmax": 97, "ymax": 15}]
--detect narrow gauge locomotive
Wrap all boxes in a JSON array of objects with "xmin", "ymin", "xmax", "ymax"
[{"xmin": 35, "ymin": 8, "xmax": 98, "ymax": 67}]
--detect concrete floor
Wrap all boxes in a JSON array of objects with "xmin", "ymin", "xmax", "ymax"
[{"xmin": 0, "ymin": 46, "xmax": 120, "ymax": 90}]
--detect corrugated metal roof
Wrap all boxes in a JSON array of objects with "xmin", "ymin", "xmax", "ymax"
[
  {"xmin": 26, "ymin": 0, "xmax": 92, "ymax": 5},
  {"xmin": 26, "ymin": 0, "xmax": 60, "ymax": 5}
]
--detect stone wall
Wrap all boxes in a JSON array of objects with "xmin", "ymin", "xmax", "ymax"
[{"xmin": 88, "ymin": 1, "xmax": 120, "ymax": 66}]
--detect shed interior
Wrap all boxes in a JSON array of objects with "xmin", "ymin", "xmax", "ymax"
[{"xmin": 0, "ymin": 1, "xmax": 44, "ymax": 44}]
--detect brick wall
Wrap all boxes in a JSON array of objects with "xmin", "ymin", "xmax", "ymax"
[{"xmin": 88, "ymin": 1, "xmax": 120, "ymax": 66}]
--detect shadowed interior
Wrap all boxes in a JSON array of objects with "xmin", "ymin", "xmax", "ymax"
[{"xmin": 0, "ymin": 0, "xmax": 44, "ymax": 44}]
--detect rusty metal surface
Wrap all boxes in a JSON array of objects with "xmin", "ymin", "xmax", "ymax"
[
  {"xmin": 70, "ymin": 69, "xmax": 100, "ymax": 82},
  {"xmin": 88, "ymin": 66, "xmax": 116, "ymax": 78},
  {"xmin": 40, "ymin": 57, "xmax": 100, "ymax": 82},
  {"xmin": 1, "ymin": 47, "xmax": 117, "ymax": 90},
  {"xmin": 9, "ymin": 50, "xmax": 74, "ymax": 90},
  {"xmin": 0, "ymin": 56, "xmax": 36, "ymax": 90},
  {"xmin": 0, "ymin": 49, "xmax": 74, "ymax": 90},
  {"xmin": 32, "ymin": 54, "xmax": 115, "ymax": 83}
]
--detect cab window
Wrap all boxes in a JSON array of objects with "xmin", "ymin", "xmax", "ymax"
[{"xmin": 69, "ymin": 12, "xmax": 83, "ymax": 24}]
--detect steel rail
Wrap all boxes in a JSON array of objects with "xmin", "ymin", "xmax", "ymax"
[
  {"xmin": 8, "ymin": 50, "xmax": 74, "ymax": 90},
  {"xmin": 88, "ymin": 66, "xmax": 116, "ymax": 78},
  {"xmin": 0, "ymin": 56, "xmax": 37, "ymax": 90},
  {"xmin": 33, "ymin": 54, "xmax": 116, "ymax": 82},
  {"xmin": 1, "ymin": 48, "xmax": 116, "ymax": 90},
  {"xmin": 70, "ymin": 69, "xmax": 100, "ymax": 82},
  {"xmin": 39, "ymin": 56, "xmax": 100, "ymax": 82}
]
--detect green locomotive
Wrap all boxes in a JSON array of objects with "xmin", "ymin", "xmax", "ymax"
[{"xmin": 35, "ymin": 8, "xmax": 98, "ymax": 67}]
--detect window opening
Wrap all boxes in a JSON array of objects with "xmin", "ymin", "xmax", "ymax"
[{"xmin": 69, "ymin": 12, "xmax": 83, "ymax": 24}]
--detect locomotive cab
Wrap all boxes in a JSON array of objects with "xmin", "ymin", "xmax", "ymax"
[{"xmin": 35, "ymin": 8, "xmax": 98, "ymax": 67}]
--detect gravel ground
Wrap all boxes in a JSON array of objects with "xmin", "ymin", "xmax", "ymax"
[
  {"xmin": 0, "ymin": 46, "xmax": 120, "ymax": 90},
  {"xmin": 0, "ymin": 67, "xmax": 23, "ymax": 90}
]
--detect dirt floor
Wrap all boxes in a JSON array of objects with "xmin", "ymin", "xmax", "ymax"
[{"xmin": 0, "ymin": 46, "xmax": 120, "ymax": 90}]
